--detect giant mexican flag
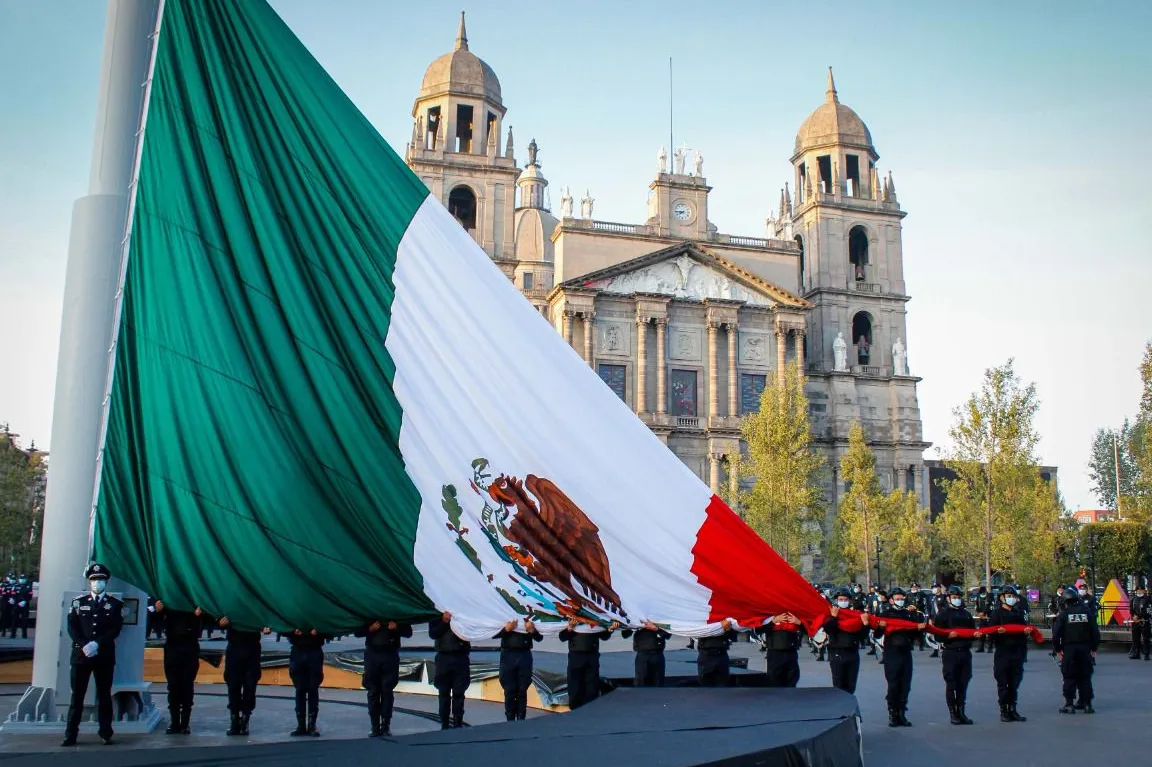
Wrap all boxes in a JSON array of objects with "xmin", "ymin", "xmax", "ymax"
[{"xmin": 92, "ymin": 0, "xmax": 830, "ymax": 639}]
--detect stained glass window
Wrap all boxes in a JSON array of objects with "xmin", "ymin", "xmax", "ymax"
[
  {"xmin": 670, "ymin": 369, "xmax": 697, "ymax": 416},
  {"xmin": 598, "ymin": 364, "xmax": 626, "ymax": 401},
  {"xmin": 741, "ymin": 373, "xmax": 766, "ymax": 414}
]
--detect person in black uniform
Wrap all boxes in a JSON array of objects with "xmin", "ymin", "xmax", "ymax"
[
  {"xmin": 0, "ymin": 575, "xmax": 13, "ymax": 634},
  {"xmin": 287, "ymin": 628, "xmax": 327, "ymax": 736},
  {"xmin": 973, "ymin": 586, "xmax": 992, "ymax": 653},
  {"xmin": 494, "ymin": 616, "xmax": 542, "ymax": 721},
  {"xmin": 153, "ymin": 601, "xmax": 203, "ymax": 734},
  {"xmin": 908, "ymin": 583, "xmax": 927, "ymax": 652},
  {"xmin": 429, "ymin": 611, "xmax": 471, "ymax": 728},
  {"xmin": 824, "ymin": 589, "xmax": 870, "ymax": 694},
  {"xmin": 696, "ymin": 619, "xmax": 738, "ymax": 687},
  {"xmin": 621, "ymin": 620, "xmax": 670, "ymax": 687},
  {"xmin": 756, "ymin": 612, "xmax": 804, "ymax": 687},
  {"xmin": 355, "ymin": 617, "xmax": 412, "ymax": 736},
  {"xmin": 61, "ymin": 563, "xmax": 123, "ymax": 747},
  {"xmin": 850, "ymin": 584, "xmax": 867, "ymax": 612},
  {"xmin": 875, "ymin": 587, "xmax": 926, "ymax": 727},
  {"xmin": 1052, "ymin": 586, "xmax": 1100, "ymax": 714},
  {"xmin": 986, "ymin": 585, "xmax": 1029, "ymax": 722},
  {"xmin": 8, "ymin": 574, "xmax": 32, "ymax": 639},
  {"xmin": 1128, "ymin": 583, "xmax": 1150, "ymax": 661},
  {"xmin": 930, "ymin": 585, "xmax": 976, "ymax": 725},
  {"xmin": 216, "ymin": 615, "xmax": 271, "ymax": 736},
  {"xmin": 559, "ymin": 618, "xmax": 618, "ymax": 709}
]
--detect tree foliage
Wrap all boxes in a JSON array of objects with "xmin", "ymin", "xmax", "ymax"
[
  {"xmin": 738, "ymin": 361, "xmax": 824, "ymax": 569},
  {"xmin": 1077, "ymin": 521, "xmax": 1151, "ymax": 583},
  {"xmin": 1087, "ymin": 420, "xmax": 1140, "ymax": 509},
  {"xmin": 0, "ymin": 429, "xmax": 46, "ymax": 577},
  {"xmin": 935, "ymin": 359, "xmax": 1060, "ymax": 589},
  {"xmin": 1088, "ymin": 342, "xmax": 1152, "ymax": 524}
]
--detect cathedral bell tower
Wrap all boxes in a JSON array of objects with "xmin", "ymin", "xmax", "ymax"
[
  {"xmin": 782, "ymin": 68, "xmax": 929, "ymax": 509},
  {"xmin": 406, "ymin": 12, "xmax": 519, "ymax": 275}
]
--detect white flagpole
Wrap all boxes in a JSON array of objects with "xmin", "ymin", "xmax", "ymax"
[{"xmin": 6, "ymin": 0, "xmax": 163, "ymax": 734}]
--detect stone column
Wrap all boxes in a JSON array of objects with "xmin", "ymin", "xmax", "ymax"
[
  {"xmin": 709, "ymin": 453, "xmax": 721, "ymax": 493},
  {"xmin": 775, "ymin": 328, "xmax": 787, "ymax": 385},
  {"xmin": 582, "ymin": 312, "xmax": 595, "ymax": 366},
  {"xmin": 655, "ymin": 318, "xmax": 667, "ymax": 415},
  {"xmin": 727, "ymin": 454, "xmax": 739, "ymax": 500},
  {"xmin": 727, "ymin": 324, "xmax": 738, "ymax": 416},
  {"xmin": 562, "ymin": 310, "xmax": 573, "ymax": 347},
  {"xmin": 635, "ymin": 317, "xmax": 648, "ymax": 414},
  {"xmin": 708, "ymin": 322, "xmax": 719, "ymax": 420},
  {"xmin": 795, "ymin": 330, "xmax": 806, "ymax": 369}
]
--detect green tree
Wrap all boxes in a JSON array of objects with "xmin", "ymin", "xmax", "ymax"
[
  {"xmin": 0, "ymin": 429, "xmax": 45, "ymax": 576},
  {"xmin": 738, "ymin": 361, "xmax": 825, "ymax": 568},
  {"xmin": 830, "ymin": 422, "xmax": 885, "ymax": 583},
  {"xmin": 1087, "ymin": 421, "xmax": 1140, "ymax": 510},
  {"xmin": 937, "ymin": 359, "xmax": 1047, "ymax": 590},
  {"xmin": 1128, "ymin": 342, "xmax": 1152, "ymax": 522},
  {"xmin": 1078, "ymin": 521, "xmax": 1151, "ymax": 584},
  {"xmin": 885, "ymin": 490, "xmax": 935, "ymax": 586}
]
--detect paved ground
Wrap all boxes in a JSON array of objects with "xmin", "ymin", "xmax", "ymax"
[{"xmin": 1, "ymin": 633, "xmax": 1149, "ymax": 765}]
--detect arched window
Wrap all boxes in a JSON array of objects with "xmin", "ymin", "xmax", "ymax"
[
  {"xmin": 448, "ymin": 186, "xmax": 477, "ymax": 231},
  {"xmin": 848, "ymin": 226, "xmax": 869, "ymax": 282},
  {"xmin": 852, "ymin": 311, "xmax": 872, "ymax": 365},
  {"xmin": 794, "ymin": 234, "xmax": 805, "ymax": 287}
]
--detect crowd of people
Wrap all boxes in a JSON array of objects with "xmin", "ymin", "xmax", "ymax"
[{"xmin": 59, "ymin": 562, "xmax": 1140, "ymax": 748}]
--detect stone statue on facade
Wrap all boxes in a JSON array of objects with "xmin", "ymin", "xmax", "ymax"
[
  {"xmin": 673, "ymin": 146, "xmax": 687, "ymax": 175},
  {"xmin": 693, "ymin": 150, "xmax": 703, "ymax": 177},
  {"xmin": 527, "ymin": 138, "xmax": 538, "ymax": 166},
  {"xmin": 833, "ymin": 332, "xmax": 848, "ymax": 372},
  {"xmin": 580, "ymin": 190, "xmax": 594, "ymax": 219},
  {"xmin": 892, "ymin": 336, "xmax": 908, "ymax": 376},
  {"xmin": 559, "ymin": 187, "xmax": 573, "ymax": 218},
  {"xmin": 657, "ymin": 146, "xmax": 667, "ymax": 175}
]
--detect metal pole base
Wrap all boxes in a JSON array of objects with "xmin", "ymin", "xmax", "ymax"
[{"xmin": 1, "ymin": 683, "xmax": 162, "ymax": 734}]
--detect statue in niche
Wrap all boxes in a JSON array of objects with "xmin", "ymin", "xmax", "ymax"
[
  {"xmin": 693, "ymin": 150, "xmax": 704, "ymax": 177},
  {"xmin": 856, "ymin": 335, "xmax": 871, "ymax": 365},
  {"xmin": 674, "ymin": 146, "xmax": 687, "ymax": 175},
  {"xmin": 559, "ymin": 187, "xmax": 573, "ymax": 218},
  {"xmin": 892, "ymin": 336, "xmax": 908, "ymax": 376},
  {"xmin": 604, "ymin": 325, "xmax": 622, "ymax": 352},
  {"xmin": 745, "ymin": 335, "xmax": 764, "ymax": 362},
  {"xmin": 833, "ymin": 332, "xmax": 848, "ymax": 371},
  {"xmin": 657, "ymin": 146, "xmax": 667, "ymax": 175}
]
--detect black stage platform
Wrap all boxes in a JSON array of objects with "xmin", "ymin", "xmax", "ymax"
[{"xmin": 0, "ymin": 688, "xmax": 861, "ymax": 767}]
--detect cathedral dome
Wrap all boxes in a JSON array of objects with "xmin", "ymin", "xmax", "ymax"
[
  {"xmin": 794, "ymin": 68, "xmax": 874, "ymax": 157},
  {"xmin": 514, "ymin": 208, "xmax": 557, "ymax": 263},
  {"xmin": 418, "ymin": 13, "xmax": 502, "ymax": 106}
]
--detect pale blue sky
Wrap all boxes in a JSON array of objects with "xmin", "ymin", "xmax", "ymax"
[{"xmin": 1, "ymin": 0, "xmax": 1150, "ymax": 511}]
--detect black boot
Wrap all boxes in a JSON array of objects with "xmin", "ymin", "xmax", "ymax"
[
  {"xmin": 1000, "ymin": 704, "xmax": 1013, "ymax": 722},
  {"xmin": 957, "ymin": 705, "xmax": 973, "ymax": 725},
  {"xmin": 949, "ymin": 705, "xmax": 963, "ymax": 725},
  {"xmin": 180, "ymin": 707, "xmax": 191, "ymax": 735},
  {"xmin": 291, "ymin": 713, "xmax": 309, "ymax": 736},
  {"xmin": 380, "ymin": 719, "xmax": 391, "ymax": 737},
  {"xmin": 1009, "ymin": 704, "xmax": 1027, "ymax": 722},
  {"xmin": 226, "ymin": 712, "xmax": 242, "ymax": 736},
  {"xmin": 369, "ymin": 708, "xmax": 382, "ymax": 737},
  {"xmin": 307, "ymin": 713, "xmax": 321, "ymax": 737},
  {"xmin": 240, "ymin": 712, "xmax": 251, "ymax": 735},
  {"xmin": 1059, "ymin": 700, "xmax": 1075, "ymax": 714},
  {"xmin": 1084, "ymin": 703, "xmax": 1095, "ymax": 714},
  {"xmin": 899, "ymin": 709, "xmax": 912, "ymax": 727},
  {"xmin": 888, "ymin": 708, "xmax": 901, "ymax": 727},
  {"xmin": 165, "ymin": 708, "xmax": 181, "ymax": 735}
]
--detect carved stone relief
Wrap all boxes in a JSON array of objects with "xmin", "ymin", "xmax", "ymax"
[
  {"xmin": 598, "ymin": 322, "xmax": 630, "ymax": 356},
  {"xmin": 669, "ymin": 327, "xmax": 702, "ymax": 361},
  {"xmin": 593, "ymin": 255, "xmax": 773, "ymax": 306},
  {"xmin": 740, "ymin": 332, "xmax": 771, "ymax": 367}
]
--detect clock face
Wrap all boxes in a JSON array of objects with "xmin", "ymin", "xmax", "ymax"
[{"xmin": 672, "ymin": 201, "xmax": 693, "ymax": 221}]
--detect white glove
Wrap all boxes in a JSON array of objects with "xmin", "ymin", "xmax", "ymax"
[
  {"xmin": 18, "ymin": 601, "xmax": 26, "ymax": 608},
  {"xmin": 147, "ymin": 606, "xmax": 155, "ymax": 613},
  {"xmin": 82, "ymin": 642, "xmax": 99, "ymax": 658},
  {"xmin": 6, "ymin": 599, "xmax": 12, "ymax": 605}
]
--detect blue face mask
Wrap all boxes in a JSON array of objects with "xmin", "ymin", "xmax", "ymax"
[
  {"xmin": 836, "ymin": 599, "xmax": 851, "ymax": 609},
  {"xmin": 89, "ymin": 579, "xmax": 107, "ymax": 595},
  {"xmin": 18, "ymin": 578, "xmax": 26, "ymax": 585},
  {"xmin": 893, "ymin": 599, "xmax": 906, "ymax": 608},
  {"xmin": 1004, "ymin": 596, "xmax": 1018, "ymax": 606},
  {"xmin": 949, "ymin": 597, "xmax": 963, "ymax": 607}
]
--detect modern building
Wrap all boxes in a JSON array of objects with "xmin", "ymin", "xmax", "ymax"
[
  {"xmin": 924, "ymin": 459, "xmax": 1059, "ymax": 522},
  {"xmin": 1072, "ymin": 509, "xmax": 1117, "ymax": 524}
]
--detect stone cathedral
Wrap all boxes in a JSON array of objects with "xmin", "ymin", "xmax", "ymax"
[{"xmin": 405, "ymin": 15, "xmax": 930, "ymax": 569}]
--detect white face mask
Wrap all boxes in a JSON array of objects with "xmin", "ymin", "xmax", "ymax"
[
  {"xmin": 1004, "ymin": 596, "xmax": 1018, "ymax": 606},
  {"xmin": 949, "ymin": 597, "xmax": 962, "ymax": 607},
  {"xmin": 893, "ymin": 599, "xmax": 906, "ymax": 608},
  {"xmin": 1078, "ymin": 589, "xmax": 1088, "ymax": 596},
  {"xmin": 89, "ymin": 579, "xmax": 107, "ymax": 595},
  {"xmin": 836, "ymin": 599, "xmax": 851, "ymax": 609}
]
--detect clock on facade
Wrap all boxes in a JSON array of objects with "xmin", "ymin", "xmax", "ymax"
[{"xmin": 672, "ymin": 201, "xmax": 693, "ymax": 221}]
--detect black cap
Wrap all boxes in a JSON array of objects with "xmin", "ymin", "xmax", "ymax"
[
  {"xmin": 85, "ymin": 563, "xmax": 110, "ymax": 580},
  {"xmin": 1062, "ymin": 586, "xmax": 1079, "ymax": 602},
  {"xmin": 889, "ymin": 587, "xmax": 906, "ymax": 597},
  {"xmin": 999, "ymin": 585, "xmax": 1019, "ymax": 597},
  {"xmin": 834, "ymin": 587, "xmax": 851, "ymax": 598},
  {"xmin": 947, "ymin": 585, "xmax": 964, "ymax": 596}
]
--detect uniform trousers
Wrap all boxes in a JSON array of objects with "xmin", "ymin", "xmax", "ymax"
[
  {"xmin": 498, "ymin": 649, "xmax": 533, "ymax": 720},
  {"xmin": 940, "ymin": 647, "xmax": 972, "ymax": 707},
  {"xmin": 288, "ymin": 647, "xmax": 325, "ymax": 718},
  {"xmin": 697, "ymin": 650, "xmax": 730, "ymax": 687},
  {"xmin": 993, "ymin": 650, "xmax": 1025, "ymax": 706},
  {"xmin": 1060, "ymin": 644, "xmax": 1093, "ymax": 705},
  {"xmin": 364, "ymin": 648, "xmax": 400, "ymax": 725},
  {"xmin": 883, "ymin": 647, "xmax": 913, "ymax": 710},
  {"xmin": 164, "ymin": 641, "xmax": 200, "ymax": 713},
  {"xmin": 224, "ymin": 647, "xmax": 262, "ymax": 714},
  {"xmin": 434, "ymin": 651, "xmax": 470, "ymax": 725},
  {"xmin": 65, "ymin": 661, "xmax": 115, "ymax": 739},
  {"xmin": 634, "ymin": 650, "xmax": 665, "ymax": 687},
  {"xmin": 566, "ymin": 651, "xmax": 601, "ymax": 710},
  {"xmin": 828, "ymin": 647, "xmax": 861, "ymax": 694},
  {"xmin": 765, "ymin": 649, "xmax": 800, "ymax": 687},
  {"xmin": 1130, "ymin": 619, "xmax": 1150, "ymax": 657}
]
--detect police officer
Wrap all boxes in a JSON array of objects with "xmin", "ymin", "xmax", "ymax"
[
  {"xmin": 217, "ymin": 615, "xmax": 271, "ymax": 736},
  {"xmin": 559, "ymin": 618, "xmax": 618, "ymax": 709},
  {"xmin": 61, "ymin": 563, "xmax": 123, "ymax": 747},
  {"xmin": 621, "ymin": 620, "xmax": 671, "ymax": 687},
  {"xmin": 875, "ymin": 587, "xmax": 926, "ymax": 727},
  {"xmin": 908, "ymin": 583, "xmax": 927, "ymax": 652},
  {"xmin": 429, "ymin": 611, "xmax": 471, "ymax": 728},
  {"xmin": 973, "ymin": 586, "xmax": 991, "ymax": 653},
  {"xmin": 757, "ymin": 612, "xmax": 804, "ymax": 687},
  {"xmin": 1052, "ymin": 586, "xmax": 1100, "ymax": 714},
  {"xmin": 287, "ymin": 628, "xmax": 327, "ymax": 736},
  {"xmin": 494, "ymin": 617, "xmax": 542, "ymax": 721},
  {"xmin": 1128, "ymin": 582, "xmax": 1150, "ymax": 661},
  {"xmin": 0, "ymin": 574, "xmax": 14, "ymax": 634},
  {"xmin": 865, "ymin": 586, "xmax": 883, "ymax": 657},
  {"xmin": 930, "ymin": 585, "xmax": 975, "ymax": 725},
  {"xmin": 850, "ymin": 584, "xmax": 867, "ymax": 612},
  {"xmin": 986, "ymin": 585, "xmax": 1029, "ymax": 722},
  {"xmin": 8, "ymin": 574, "xmax": 32, "ymax": 639},
  {"xmin": 153, "ymin": 601, "xmax": 202, "ymax": 734},
  {"xmin": 356, "ymin": 617, "xmax": 412, "ymax": 735},
  {"xmin": 696, "ymin": 619, "xmax": 738, "ymax": 687},
  {"xmin": 824, "ymin": 589, "xmax": 870, "ymax": 694}
]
